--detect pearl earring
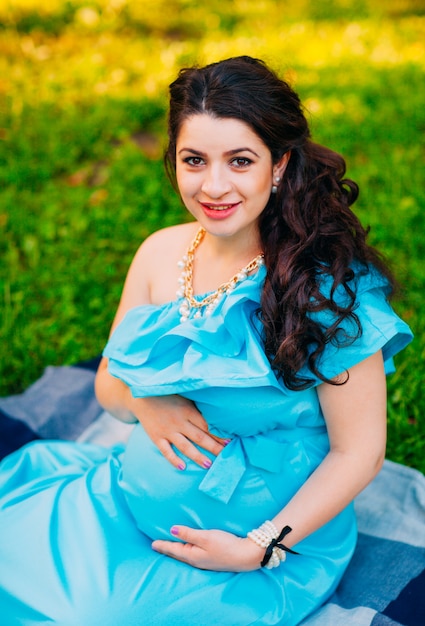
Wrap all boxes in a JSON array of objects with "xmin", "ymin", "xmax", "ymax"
[{"xmin": 271, "ymin": 176, "xmax": 281, "ymax": 194}]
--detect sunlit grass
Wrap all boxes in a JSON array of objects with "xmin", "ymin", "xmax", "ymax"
[
  {"xmin": 1, "ymin": 0, "xmax": 424, "ymax": 472},
  {"xmin": 1, "ymin": 2, "xmax": 424, "ymax": 108}
]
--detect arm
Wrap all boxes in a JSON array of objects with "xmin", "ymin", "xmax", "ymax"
[
  {"xmin": 95, "ymin": 227, "xmax": 225, "ymax": 469},
  {"xmin": 152, "ymin": 350, "xmax": 387, "ymax": 570},
  {"xmin": 270, "ymin": 349, "xmax": 386, "ymax": 544}
]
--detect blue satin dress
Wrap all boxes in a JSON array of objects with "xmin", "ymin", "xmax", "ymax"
[{"xmin": 0, "ymin": 264, "xmax": 412, "ymax": 625}]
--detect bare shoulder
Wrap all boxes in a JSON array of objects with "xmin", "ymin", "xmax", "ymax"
[
  {"xmin": 109, "ymin": 222, "xmax": 198, "ymax": 331},
  {"xmin": 134, "ymin": 222, "xmax": 199, "ymax": 305},
  {"xmin": 139, "ymin": 222, "xmax": 198, "ymax": 261}
]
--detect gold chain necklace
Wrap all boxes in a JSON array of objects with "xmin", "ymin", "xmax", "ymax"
[{"xmin": 176, "ymin": 227, "xmax": 264, "ymax": 323}]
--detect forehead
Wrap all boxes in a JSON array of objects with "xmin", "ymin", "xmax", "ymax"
[{"xmin": 177, "ymin": 114, "xmax": 268, "ymax": 152}]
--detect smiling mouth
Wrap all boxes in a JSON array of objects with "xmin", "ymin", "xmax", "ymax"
[{"xmin": 201, "ymin": 203, "xmax": 239, "ymax": 211}]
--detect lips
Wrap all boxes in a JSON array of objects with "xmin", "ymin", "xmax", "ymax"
[
  {"xmin": 197, "ymin": 201, "xmax": 241, "ymax": 221},
  {"xmin": 200, "ymin": 202, "xmax": 240, "ymax": 211}
]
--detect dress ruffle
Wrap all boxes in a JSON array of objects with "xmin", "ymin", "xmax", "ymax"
[
  {"xmin": 104, "ymin": 266, "xmax": 282, "ymax": 396},
  {"xmin": 308, "ymin": 266, "xmax": 412, "ymax": 380},
  {"xmin": 104, "ymin": 264, "xmax": 412, "ymax": 397}
]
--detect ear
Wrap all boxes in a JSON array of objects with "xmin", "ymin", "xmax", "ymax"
[{"xmin": 273, "ymin": 151, "xmax": 291, "ymax": 180}]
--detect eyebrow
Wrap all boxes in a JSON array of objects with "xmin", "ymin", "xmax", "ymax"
[{"xmin": 178, "ymin": 147, "xmax": 260, "ymax": 157}]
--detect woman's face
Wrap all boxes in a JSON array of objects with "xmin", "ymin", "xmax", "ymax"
[{"xmin": 175, "ymin": 114, "xmax": 285, "ymax": 245}]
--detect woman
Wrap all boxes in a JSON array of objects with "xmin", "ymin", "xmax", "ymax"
[{"xmin": 0, "ymin": 56, "xmax": 412, "ymax": 625}]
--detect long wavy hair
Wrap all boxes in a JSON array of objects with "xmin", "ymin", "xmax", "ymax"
[{"xmin": 164, "ymin": 55, "xmax": 395, "ymax": 389}]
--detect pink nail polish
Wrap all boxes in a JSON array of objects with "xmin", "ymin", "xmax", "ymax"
[
  {"xmin": 223, "ymin": 439, "xmax": 232, "ymax": 445},
  {"xmin": 171, "ymin": 526, "xmax": 179, "ymax": 536},
  {"xmin": 178, "ymin": 463, "xmax": 185, "ymax": 471},
  {"xmin": 203, "ymin": 459, "xmax": 212, "ymax": 469}
]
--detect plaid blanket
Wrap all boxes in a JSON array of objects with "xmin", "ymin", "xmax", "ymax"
[{"xmin": 1, "ymin": 362, "xmax": 424, "ymax": 626}]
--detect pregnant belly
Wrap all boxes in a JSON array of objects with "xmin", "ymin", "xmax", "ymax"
[{"xmin": 118, "ymin": 425, "xmax": 288, "ymax": 541}]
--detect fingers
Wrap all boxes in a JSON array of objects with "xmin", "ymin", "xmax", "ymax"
[
  {"xmin": 151, "ymin": 527, "xmax": 262, "ymax": 572},
  {"xmin": 151, "ymin": 526, "xmax": 206, "ymax": 566},
  {"xmin": 132, "ymin": 394, "xmax": 232, "ymax": 469},
  {"xmin": 156, "ymin": 435, "xmax": 218, "ymax": 471},
  {"xmin": 152, "ymin": 539, "xmax": 200, "ymax": 566},
  {"xmin": 156, "ymin": 438, "xmax": 187, "ymax": 471},
  {"xmin": 157, "ymin": 418, "xmax": 230, "ymax": 470},
  {"xmin": 169, "ymin": 525, "xmax": 203, "ymax": 545},
  {"xmin": 185, "ymin": 410, "xmax": 232, "ymax": 453},
  {"xmin": 173, "ymin": 434, "xmax": 214, "ymax": 470},
  {"xmin": 184, "ymin": 425, "xmax": 228, "ymax": 457}
]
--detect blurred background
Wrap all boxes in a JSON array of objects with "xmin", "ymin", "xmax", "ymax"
[{"xmin": 1, "ymin": 0, "xmax": 424, "ymax": 470}]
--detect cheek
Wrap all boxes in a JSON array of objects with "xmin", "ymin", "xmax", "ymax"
[
  {"xmin": 250, "ymin": 173, "xmax": 272, "ymax": 198},
  {"xmin": 176, "ymin": 171, "xmax": 196, "ymax": 199}
]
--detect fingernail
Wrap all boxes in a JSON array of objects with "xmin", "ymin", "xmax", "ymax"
[
  {"xmin": 171, "ymin": 526, "xmax": 179, "ymax": 536},
  {"xmin": 203, "ymin": 459, "xmax": 212, "ymax": 469},
  {"xmin": 178, "ymin": 463, "xmax": 185, "ymax": 471},
  {"xmin": 223, "ymin": 439, "xmax": 232, "ymax": 445}
]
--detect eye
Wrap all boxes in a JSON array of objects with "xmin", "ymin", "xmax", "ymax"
[
  {"xmin": 231, "ymin": 157, "xmax": 253, "ymax": 168},
  {"xmin": 183, "ymin": 156, "xmax": 205, "ymax": 166}
]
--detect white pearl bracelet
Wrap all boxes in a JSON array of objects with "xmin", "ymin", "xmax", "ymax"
[{"xmin": 247, "ymin": 520, "xmax": 288, "ymax": 569}]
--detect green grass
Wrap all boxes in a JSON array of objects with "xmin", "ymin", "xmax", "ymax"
[{"xmin": 1, "ymin": 0, "xmax": 424, "ymax": 473}]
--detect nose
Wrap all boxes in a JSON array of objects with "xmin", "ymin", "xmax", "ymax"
[{"xmin": 201, "ymin": 164, "xmax": 233, "ymax": 198}]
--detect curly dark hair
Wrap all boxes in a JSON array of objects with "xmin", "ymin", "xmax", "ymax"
[{"xmin": 164, "ymin": 55, "xmax": 394, "ymax": 389}]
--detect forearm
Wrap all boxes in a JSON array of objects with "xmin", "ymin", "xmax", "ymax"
[
  {"xmin": 270, "ymin": 351, "xmax": 387, "ymax": 549},
  {"xmin": 270, "ymin": 445, "xmax": 385, "ymax": 548},
  {"xmin": 95, "ymin": 357, "xmax": 138, "ymax": 423}
]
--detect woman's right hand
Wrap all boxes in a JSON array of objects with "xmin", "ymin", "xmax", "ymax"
[
  {"xmin": 96, "ymin": 359, "xmax": 227, "ymax": 470},
  {"xmin": 126, "ymin": 393, "xmax": 228, "ymax": 470}
]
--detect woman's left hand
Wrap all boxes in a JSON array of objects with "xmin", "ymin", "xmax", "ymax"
[{"xmin": 151, "ymin": 526, "xmax": 264, "ymax": 572}]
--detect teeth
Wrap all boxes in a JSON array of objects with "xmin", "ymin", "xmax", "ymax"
[{"xmin": 206, "ymin": 205, "xmax": 233, "ymax": 211}]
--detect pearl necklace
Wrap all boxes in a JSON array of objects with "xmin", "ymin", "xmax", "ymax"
[{"xmin": 176, "ymin": 227, "xmax": 264, "ymax": 323}]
